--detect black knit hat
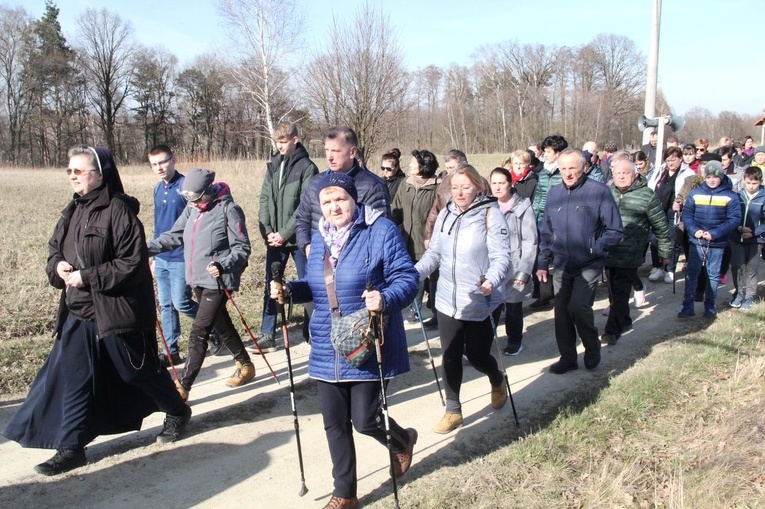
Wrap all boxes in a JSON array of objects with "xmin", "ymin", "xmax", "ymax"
[{"xmin": 316, "ymin": 171, "xmax": 358, "ymax": 202}]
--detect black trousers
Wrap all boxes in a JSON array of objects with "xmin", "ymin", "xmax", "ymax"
[
  {"xmin": 183, "ymin": 287, "xmax": 251, "ymax": 389},
  {"xmin": 552, "ymin": 268, "xmax": 601, "ymax": 364},
  {"xmin": 604, "ymin": 267, "xmax": 635, "ymax": 339},
  {"xmin": 317, "ymin": 380, "xmax": 409, "ymax": 499},
  {"xmin": 491, "ymin": 302, "xmax": 524, "ymax": 347},
  {"xmin": 438, "ymin": 312, "xmax": 503, "ymax": 413}
]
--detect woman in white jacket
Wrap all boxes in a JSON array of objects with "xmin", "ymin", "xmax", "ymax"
[
  {"xmin": 415, "ymin": 164, "xmax": 511, "ymax": 434},
  {"xmin": 489, "ymin": 167, "xmax": 537, "ymax": 356}
]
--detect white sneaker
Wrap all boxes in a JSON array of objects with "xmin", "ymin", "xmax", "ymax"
[
  {"xmin": 648, "ymin": 267, "xmax": 664, "ymax": 282},
  {"xmin": 664, "ymin": 271, "xmax": 674, "ymax": 284},
  {"xmin": 633, "ymin": 283, "xmax": 648, "ymax": 308},
  {"xmin": 602, "ymin": 306, "xmax": 610, "ymax": 316}
]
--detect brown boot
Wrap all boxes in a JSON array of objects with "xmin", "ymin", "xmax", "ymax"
[
  {"xmin": 432, "ymin": 412, "xmax": 463, "ymax": 434},
  {"xmin": 491, "ymin": 379, "xmax": 508, "ymax": 410},
  {"xmin": 174, "ymin": 380, "xmax": 189, "ymax": 402},
  {"xmin": 391, "ymin": 428, "xmax": 418, "ymax": 478},
  {"xmin": 225, "ymin": 361, "xmax": 255, "ymax": 387},
  {"xmin": 322, "ymin": 496, "xmax": 359, "ymax": 509}
]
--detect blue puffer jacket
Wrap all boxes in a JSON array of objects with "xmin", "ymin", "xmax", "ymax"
[
  {"xmin": 732, "ymin": 185, "xmax": 765, "ymax": 245},
  {"xmin": 683, "ymin": 176, "xmax": 741, "ymax": 248},
  {"xmin": 294, "ymin": 164, "xmax": 390, "ymax": 253},
  {"xmin": 538, "ymin": 175, "xmax": 623, "ymax": 273},
  {"xmin": 288, "ymin": 206, "xmax": 418, "ymax": 382}
]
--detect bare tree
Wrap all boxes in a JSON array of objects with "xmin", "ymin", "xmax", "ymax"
[
  {"xmin": 0, "ymin": 5, "xmax": 34, "ymax": 164},
  {"xmin": 131, "ymin": 46, "xmax": 178, "ymax": 152},
  {"xmin": 303, "ymin": 2, "xmax": 410, "ymax": 158},
  {"xmin": 76, "ymin": 8, "xmax": 135, "ymax": 153},
  {"xmin": 218, "ymin": 0, "xmax": 303, "ymax": 149}
]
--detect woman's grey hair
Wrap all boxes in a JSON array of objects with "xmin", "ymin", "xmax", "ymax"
[{"xmin": 67, "ymin": 144, "xmax": 102, "ymax": 174}]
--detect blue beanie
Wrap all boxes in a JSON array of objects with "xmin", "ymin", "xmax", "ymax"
[{"xmin": 316, "ymin": 171, "xmax": 358, "ymax": 202}]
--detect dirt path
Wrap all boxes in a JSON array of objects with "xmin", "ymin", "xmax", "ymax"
[{"xmin": 0, "ymin": 270, "xmax": 725, "ymax": 508}]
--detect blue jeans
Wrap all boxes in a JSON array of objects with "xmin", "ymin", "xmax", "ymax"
[
  {"xmin": 155, "ymin": 258, "xmax": 198, "ymax": 354},
  {"xmin": 683, "ymin": 243, "xmax": 723, "ymax": 309},
  {"xmin": 261, "ymin": 246, "xmax": 307, "ymax": 335}
]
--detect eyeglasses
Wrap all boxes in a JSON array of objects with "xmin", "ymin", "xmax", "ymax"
[
  {"xmin": 66, "ymin": 168, "xmax": 99, "ymax": 176},
  {"xmin": 380, "ymin": 166, "xmax": 395, "ymax": 171},
  {"xmin": 150, "ymin": 156, "xmax": 172, "ymax": 168}
]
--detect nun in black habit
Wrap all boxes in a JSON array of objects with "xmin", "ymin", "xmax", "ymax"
[{"xmin": 4, "ymin": 145, "xmax": 192, "ymax": 476}]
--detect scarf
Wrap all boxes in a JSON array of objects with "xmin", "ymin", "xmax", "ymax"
[
  {"xmin": 319, "ymin": 208, "xmax": 360, "ymax": 267},
  {"xmin": 511, "ymin": 167, "xmax": 531, "ymax": 185},
  {"xmin": 498, "ymin": 193, "xmax": 518, "ymax": 214}
]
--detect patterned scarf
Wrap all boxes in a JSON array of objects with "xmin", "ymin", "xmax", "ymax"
[{"xmin": 319, "ymin": 208, "xmax": 360, "ymax": 267}]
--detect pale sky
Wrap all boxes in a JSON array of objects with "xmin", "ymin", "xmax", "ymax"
[{"xmin": 18, "ymin": 0, "xmax": 765, "ymax": 116}]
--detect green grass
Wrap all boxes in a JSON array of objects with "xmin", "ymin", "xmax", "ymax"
[{"xmin": 369, "ymin": 304, "xmax": 765, "ymax": 508}]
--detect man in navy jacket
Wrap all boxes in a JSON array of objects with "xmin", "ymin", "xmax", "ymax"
[{"xmin": 537, "ymin": 149, "xmax": 623, "ymax": 374}]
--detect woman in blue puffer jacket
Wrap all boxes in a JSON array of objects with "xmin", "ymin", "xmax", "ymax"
[
  {"xmin": 416, "ymin": 164, "xmax": 512, "ymax": 435},
  {"xmin": 271, "ymin": 172, "xmax": 418, "ymax": 509}
]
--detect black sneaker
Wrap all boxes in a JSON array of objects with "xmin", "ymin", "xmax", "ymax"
[
  {"xmin": 422, "ymin": 316, "xmax": 438, "ymax": 330},
  {"xmin": 209, "ymin": 331, "xmax": 226, "ymax": 356},
  {"xmin": 529, "ymin": 298, "xmax": 551, "ymax": 309},
  {"xmin": 160, "ymin": 352, "xmax": 184, "ymax": 367},
  {"xmin": 156, "ymin": 405, "xmax": 192, "ymax": 444},
  {"xmin": 34, "ymin": 448, "xmax": 86, "ymax": 476},
  {"xmin": 600, "ymin": 333, "xmax": 618, "ymax": 345},
  {"xmin": 503, "ymin": 344, "xmax": 523, "ymax": 356}
]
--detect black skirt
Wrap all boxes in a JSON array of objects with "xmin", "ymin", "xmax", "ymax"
[{"xmin": 4, "ymin": 315, "xmax": 158, "ymax": 450}]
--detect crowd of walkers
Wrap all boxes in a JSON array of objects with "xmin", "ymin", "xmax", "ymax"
[{"xmin": 3, "ymin": 124, "xmax": 764, "ymax": 509}]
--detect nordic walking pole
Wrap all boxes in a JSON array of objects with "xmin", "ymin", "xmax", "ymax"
[
  {"xmin": 367, "ymin": 282, "xmax": 400, "ymax": 509},
  {"xmin": 411, "ymin": 299, "xmax": 445, "ymax": 407},
  {"xmin": 672, "ymin": 211, "xmax": 679, "ymax": 294},
  {"xmin": 272, "ymin": 261, "xmax": 308, "ymax": 497},
  {"xmin": 481, "ymin": 278, "xmax": 520, "ymax": 427},
  {"xmin": 156, "ymin": 317, "xmax": 180, "ymax": 382},
  {"xmin": 213, "ymin": 271, "xmax": 280, "ymax": 384}
]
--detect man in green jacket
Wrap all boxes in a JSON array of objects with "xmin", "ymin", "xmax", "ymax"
[
  {"xmin": 602, "ymin": 158, "xmax": 672, "ymax": 345},
  {"xmin": 255, "ymin": 122, "xmax": 318, "ymax": 351}
]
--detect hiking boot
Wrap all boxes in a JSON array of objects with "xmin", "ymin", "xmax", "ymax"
[
  {"xmin": 703, "ymin": 303, "xmax": 716, "ymax": 319},
  {"xmin": 648, "ymin": 267, "xmax": 664, "ymax": 282},
  {"xmin": 248, "ymin": 334, "xmax": 277, "ymax": 354},
  {"xmin": 225, "ymin": 361, "xmax": 255, "ymax": 387},
  {"xmin": 664, "ymin": 271, "xmax": 674, "ymax": 284},
  {"xmin": 34, "ymin": 448, "xmax": 86, "ymax": 476},
  {"xmin": 491, "ymin": 379, "xmax": 508, "ymax": 410},
  {"xmin": 391, "ymin": 428, "xmax": 418, "ymax": 478},
  {"xmin": 156, "ymin": 405, "xmax": 192, "ymax": 443},
  {"xmin": 174, "ymin": 379, "xmax": 189, "ymax": 402},
  {"xmin": 730, "ymin": 293, "xmax": 743, "ymax": 308},
  {"xmin": 432, "ymin": 412, "xmax": 463, "ymax": 434},
  {"xmin": 601, "ymin": 333, "xmax": 618, "ymax": 345},
  {"xmin": 322, "ymin": 496, "xmax": 359, "ymax": 509},
  {"xmin": 549, "ymin": 358, "xmax": 578, "ymax": 374},
  {"xmin": 422, "ymin": 315, "xmax": 438, "ymax": 330},
  {"xmin": 677, "ymin": 301, "xmax": 695, "ymax": 318},
  {"xmin": 209, "ymin": 331, "xmax": 226, "ymax": 356},
  {"xmin": 503, "ymin": 343, "xmax": 523, "ymax": 356},
  {"xmin": 405, "ymin": 307, "xmax": 420, "ymax": 324},
  {"xmin": 633, "ymin": 283, "xmax": 648, "ymax": 307},
  {"xmin": 740, "ymin": 297, "xmax": 755, "ymax": 310}
]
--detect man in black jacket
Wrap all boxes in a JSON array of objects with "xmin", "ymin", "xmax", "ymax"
[
  {"xmin": 294, "ymin": 126, "xmax": 390, "ymax": 259},
  {"xmin": 255, "ymin": 122, "xmax": 318, "ymax": 352}
]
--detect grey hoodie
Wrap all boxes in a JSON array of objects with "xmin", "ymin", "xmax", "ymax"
[{"xmin": 147, "ymin": 183, "xmax": 251, "ymax": 291}]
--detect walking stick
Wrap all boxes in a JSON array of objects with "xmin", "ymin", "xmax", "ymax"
[
  {"xmin": 367, "ymin": 283, "xmax": 400, "ymax": 509},
  {"xmin": 156, "ymin": 317, "xmax": 180, "ymax": 382},
  {"xmin": 480, "ymin": 278, "xmax": 520, "ymax": 428},
  {"xmin": 214, "ymin": 274, "xmax": 280, "ymax": 384},
  {"xmin": 272, "ymin": 262, "xmax": 308, "ymax": 497},
  {"xmin": 411, "ymin": 299, "xmax": 445, "ymax": 407}
]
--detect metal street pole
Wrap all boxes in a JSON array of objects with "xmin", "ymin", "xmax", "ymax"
[{"xmin": 643, "ymin": 0, "xmax": 662, "ymax": 145}]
